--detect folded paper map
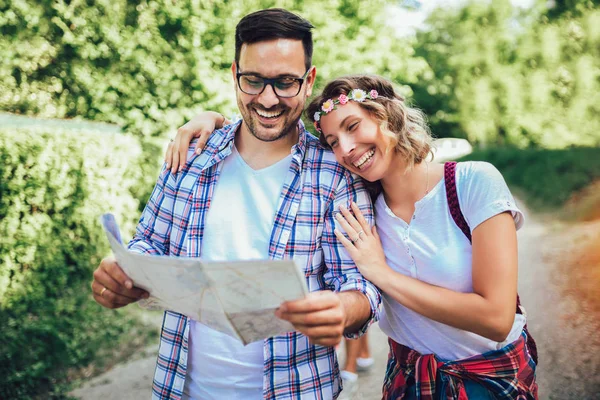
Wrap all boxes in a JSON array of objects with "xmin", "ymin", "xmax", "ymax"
[{"xmin": 100, "ymin": 213, "xmax": 308, "ymax": 345}]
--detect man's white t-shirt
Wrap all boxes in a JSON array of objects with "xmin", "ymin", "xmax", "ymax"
[
  {"xmin": 377, "ymin": 161, "xmax": 526, "ymax": 361},
  {"xmin": 182, "ymin": 145, "xmax": 292, "ymax": 399}
]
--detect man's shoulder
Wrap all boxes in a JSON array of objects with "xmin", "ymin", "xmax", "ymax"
[
  {"xmin": 194, "ymin": 126, "xmax": 232, "ymax": 155},
  {"xmin": 185, "ymin": 126, "xmax": 235, "ymax": 169}
]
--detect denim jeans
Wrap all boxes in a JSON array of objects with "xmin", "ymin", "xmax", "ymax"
[{"xmin": 402, "ymin": 379, "xmax": 496, "ymax": 400}]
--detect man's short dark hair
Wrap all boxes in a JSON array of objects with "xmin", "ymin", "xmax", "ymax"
[{"xmin": 235, "ymin": 8, "xmax": 314, "ymax": 71}]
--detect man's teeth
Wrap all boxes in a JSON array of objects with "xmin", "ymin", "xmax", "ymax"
[
  {"xmin": 353, "ymin": 149, "xmax": 375, "ymax": 169},
  {"xmin": 256, "ymin": 109, "xmax": 283, "ymax": 118}
]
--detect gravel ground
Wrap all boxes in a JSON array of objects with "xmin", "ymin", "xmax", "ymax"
[{"xmin": 70, "ymin": 203, "xmax": 600, "ymax": 399}]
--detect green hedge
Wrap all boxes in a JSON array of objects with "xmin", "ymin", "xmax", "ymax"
[
  {"xmin": 459, "ymin": 146, "xmax": 600, "ymax": 211},
  {"xmin": 0, "ymin": 126, "xmax": 158, "ymax": 398}
]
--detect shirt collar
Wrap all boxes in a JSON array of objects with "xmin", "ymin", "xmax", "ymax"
[{"xmin": 215, "ymin": 118, "xmax": 311, "ymax": 163}]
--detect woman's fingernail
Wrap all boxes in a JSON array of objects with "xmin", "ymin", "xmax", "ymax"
[{"xmin": 196, "ymin": 148, "xmax": 202, "ymax": 154}]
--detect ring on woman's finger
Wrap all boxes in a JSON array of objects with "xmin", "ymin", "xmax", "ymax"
[
  {"xmin": 351, "ymin": 235, "xmax": 360, "ymax": 244},
  {"xmin": 100, "ymin": 287, "xmax": 108, "ymax": 298},
  {"xmin": 357, "ymin": 230, "xmax": 365, "ymax": 239}
]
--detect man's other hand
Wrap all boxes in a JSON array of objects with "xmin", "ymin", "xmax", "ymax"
[
  {"xmin": 91, "ymin": 257, "xmax": 149, "ymax": 309},
  {"xmin": 275, "ymin": 291, "xmax": 346, "ymax": 347}
]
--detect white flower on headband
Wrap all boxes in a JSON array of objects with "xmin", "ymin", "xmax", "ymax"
[
  {"xmin": 313, "ymin": 112, "xmax": 321, "ymax": 122},
  {"xmin": 350, "ymin": 89, "xmax": 367, "ymax": 102}
]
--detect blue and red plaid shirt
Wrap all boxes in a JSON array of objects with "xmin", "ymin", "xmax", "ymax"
[
  {"xmin": 128, "ymin": 120, "xmax": 381, "ymax": 400},
  {"xmin": 383, "ymin": 331, "xmax": 538, "ymax": 400}
]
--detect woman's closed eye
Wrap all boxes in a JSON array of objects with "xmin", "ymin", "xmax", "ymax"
[{"xmin": 348, "ymin": 121, "xmax": 359, "ymax": 131}]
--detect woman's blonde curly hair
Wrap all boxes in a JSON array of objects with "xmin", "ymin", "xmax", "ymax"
[{"xmin": 306, "ymin": 74, "xmax": 433, "ymax": 171}]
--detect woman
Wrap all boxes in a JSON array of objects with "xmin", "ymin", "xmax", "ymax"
[{"xmin": 165, "ymin": 75, "xmax": 538, "ymax": 399}]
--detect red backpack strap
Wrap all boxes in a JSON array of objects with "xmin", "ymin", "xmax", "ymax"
[
  {"xmin": 444, "ymin": 162, "xmax": 472, "ymax": 242},
  {"xmin": 443, "ymin": 162, "xmax": 538, "ymax": 365}
]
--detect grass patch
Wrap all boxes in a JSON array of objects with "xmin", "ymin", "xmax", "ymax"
[{"xmin": 458, "ymin": 147, "xmax": 600, "ymax": 214}]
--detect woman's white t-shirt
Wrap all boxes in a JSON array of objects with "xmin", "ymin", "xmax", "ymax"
[{"xmin": 377, "ymin": 161, "xmax": 526, "ymax": 361}]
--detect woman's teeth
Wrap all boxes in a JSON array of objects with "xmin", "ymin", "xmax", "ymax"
[{"xmin": 353, "ymin": 149, "xmax": 375, "ymax": 169}]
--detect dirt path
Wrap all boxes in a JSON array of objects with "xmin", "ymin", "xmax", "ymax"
[
  {"xmin": 70, "ymin": 202, "xmax": 600, "ymax": 399},
  {"xmin": 521, "ymin": 213, "xmax": 600, "ymax": 399}
]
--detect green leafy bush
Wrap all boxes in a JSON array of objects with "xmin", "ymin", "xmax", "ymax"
[
  {"xmin": 459, "ymin": 146, "xmax": 600, "ymax": 210},
  {"xmin": 0, "ymin": 126, "xmax": 158, "ymax": 399}
]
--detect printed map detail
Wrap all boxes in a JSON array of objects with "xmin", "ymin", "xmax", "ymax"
[{"xmin": 101, "ymin": 213, "xmax": 308, "ymax": 345}]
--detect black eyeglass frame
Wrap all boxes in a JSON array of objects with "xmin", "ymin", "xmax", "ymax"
[{"xmin": 235, "ymin": 64, "xmax": 311, "ymax": 98}]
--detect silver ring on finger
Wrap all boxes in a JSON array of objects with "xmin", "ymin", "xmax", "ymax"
[
  {"xmin": 357, "ymin": 230, "xmax": 365, "ymax": 239},
  {"xmin": 351, "ymin": 235, "xmax": 360, "ymax": 244}
]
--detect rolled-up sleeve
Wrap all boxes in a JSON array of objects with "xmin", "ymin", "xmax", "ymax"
[{"xmin": 321, "ymin": 171, "xmax": 381, "ymax": 338}]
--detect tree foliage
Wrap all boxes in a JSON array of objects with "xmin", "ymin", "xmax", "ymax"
[
  {"xmin": 545, "ymin": 0, "xmax": 600, "ymax": 19},
  {"xmin": 412, "ymin": 0, "xmax": 600, "ymax": 148}
]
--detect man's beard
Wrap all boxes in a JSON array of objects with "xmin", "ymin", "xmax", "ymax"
[{"xmin": 239, "ymin": 101, "xmax": 301, "ymax": 143}]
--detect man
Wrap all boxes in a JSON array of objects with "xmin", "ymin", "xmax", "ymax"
[{"xmin": 91, "ymin": 8, "xmax": 380, "ymax": 400}]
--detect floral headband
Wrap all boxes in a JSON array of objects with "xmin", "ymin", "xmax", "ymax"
[{"xmin": 313, "ymin": 89, "xmax": 379, "ymax": 133}]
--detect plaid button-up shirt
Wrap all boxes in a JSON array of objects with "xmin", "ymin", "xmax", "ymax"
[{"xmin": 128, "ymin": 120, "xmax": 381, "ymax": 400}]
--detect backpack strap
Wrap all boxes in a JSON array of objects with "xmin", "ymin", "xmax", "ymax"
[
  {"xmin": 444, "ymin": 162, "xmax": 472, "ymax": 242},
  {"xmin": 443, "ymin": 161, "xmax": 538, "ymax": 365}
]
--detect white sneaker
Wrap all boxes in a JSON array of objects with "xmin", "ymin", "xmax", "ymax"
[
  {"xmin": 338, "ymin": 370, "xmax": 359, "ymax": 400},
  {"xmin": 356, "ymin": 357, "xmax": 374, "ymax": 372}
]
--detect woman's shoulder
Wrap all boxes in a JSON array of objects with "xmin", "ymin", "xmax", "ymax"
[
  {"xmin": 453, "ymin": 161, "xmax": 524, "ymax": 230},
  {"xmin": 455, "ymin": 160, "xmax": 512, "ymax": 193},
  {"xmin": 456, "ymin": 161, "xmax": 503, "ymax": 182}
]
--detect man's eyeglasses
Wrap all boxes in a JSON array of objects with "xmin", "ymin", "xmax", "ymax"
[{"xmin": 236, "ymin": 65, "xmax": 310, "ymax": 98}]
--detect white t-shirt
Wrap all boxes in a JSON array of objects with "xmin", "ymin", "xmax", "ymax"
[
  {"xmin": 377, "ymin": 161, "xmax": 526, "ymax": 360},
  {"xmin": 182, "ymin": 145, "xmax": 292, "ymax": 400}
]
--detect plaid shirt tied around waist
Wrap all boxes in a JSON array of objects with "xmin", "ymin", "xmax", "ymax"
[
  {"xmin": 383, "ymin": 331, "xmax": 538, "ymax": 400},
  {"xmin": 128, "ymin": 120, "xmax": 381, "ymax": 400}
]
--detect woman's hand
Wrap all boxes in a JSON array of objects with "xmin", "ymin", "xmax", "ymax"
[
  {"xmin": 333, "ymin": 202, "xmax": 391, "ymax": 283},
  {"xmin": 164, "ymin": 111, "xmax": 232, "ymax": 174}
]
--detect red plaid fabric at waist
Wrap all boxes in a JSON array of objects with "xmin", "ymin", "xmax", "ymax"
[{"xmin": 382, "ymin": 331, "xmax": 538, "ymax": 400}]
